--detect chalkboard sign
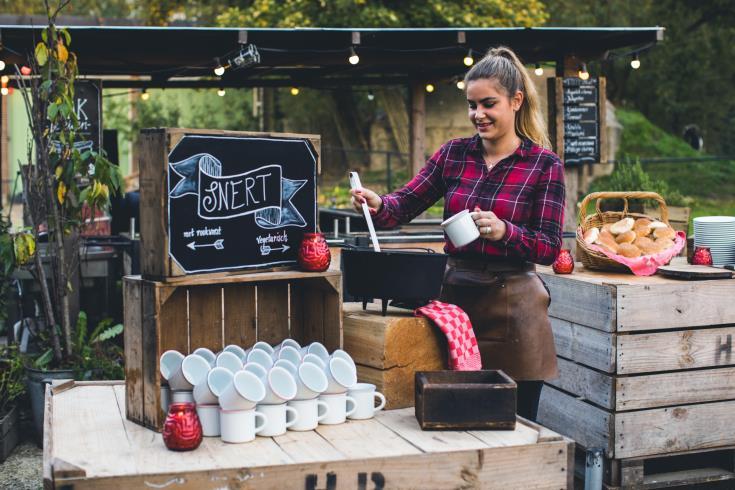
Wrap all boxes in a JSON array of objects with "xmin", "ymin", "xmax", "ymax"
[
  {"xmin": 50, "ymin": 80, "xmax": 102, "ymax": 153},
  {"xmin": 561, "ymin": 78, "xmax": 600, "ymax": 165},
  {"xmin": 166, "ymin": 135, "xmax": 318, "ymax": 274}
]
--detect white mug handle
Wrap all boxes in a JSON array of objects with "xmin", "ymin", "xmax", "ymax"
[
  {"xmin": 285, "ymin": 406, "xmax": 299, "ymax": 428},
  {"xmin": 254, "ymin": 411, "xmax": 268, "ymax": 433},
  {"xmin": 345, "ymin": 396, "xmax": 357, "ymax": 417},
  {"xmin": 317, "ymin": 400, "xmax": 330, "ymax": 421},
  {"xmin": 373, "ymin": 392, "xmax": 386, "ymax": 412}
]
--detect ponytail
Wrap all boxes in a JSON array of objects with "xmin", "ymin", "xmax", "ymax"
[{"xmin": 464, "ymin": 46, "xmax": 550, "ymax": 149}]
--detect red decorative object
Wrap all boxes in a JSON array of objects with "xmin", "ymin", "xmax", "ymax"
[
  {"xmin": 553, "ymin": 249, "xmax": 574, "ymax": 274},
  {"xmin": 298, "ymin": 232, "xmax": 331, "ymax": 272},
  {"xmin": 20, "ymin": 66, "xmax": 32, "ymax": 76},
  {"xmin": 692, "ymin": 246, "xmax": 713, "ymax": 266},
  {"xmin": 162, "ymin": 402, "xmax": 202, "ymax": 451}
]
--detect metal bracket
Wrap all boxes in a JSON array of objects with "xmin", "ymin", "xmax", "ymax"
[{"xmin": 584, "ymin": 448, "xmax": 604, "ymax": 490}]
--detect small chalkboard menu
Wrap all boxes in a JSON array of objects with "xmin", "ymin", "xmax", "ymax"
[
  {"xmin": 166, "ymin": 134, "xmax": 318, "ymax": 274},
  {"xmin": 561, "ymin": 78, "xmax": 600, "ymax": 165},
  {"xmin": 50, "ymin": 79, "xmax": 102, "ymax": 153}
]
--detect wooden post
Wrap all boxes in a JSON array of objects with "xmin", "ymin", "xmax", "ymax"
[
  {"xmin": 1, "ymin": 93, "xmax": 7, "ymax": 208},
  {"xmin": 410, "ymin": 82, "xmax": 426, "ymax": 176}
]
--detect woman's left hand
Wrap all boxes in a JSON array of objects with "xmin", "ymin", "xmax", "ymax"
[{"xmin": 472, "ymin": 206, "xmax": 507, "ymax": 241}]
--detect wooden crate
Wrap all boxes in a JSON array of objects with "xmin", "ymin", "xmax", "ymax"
[
  {"xmin": 138, "ymin": 128, "xmax": 321, "ymax": 281},
  {"xmin": 343, "ymin": 302, "xmax": 446, "ymax": 409},
  {"xmin": 44, "ymin": 381, "xmax": 574, "ymax": 490},
  {"xmin": 536, "ymin": 260, "xmax": 735, "ymax": 487},
  {"xmin": 124, "ymin": 270, "xmax": 342, "ymax": 431}
]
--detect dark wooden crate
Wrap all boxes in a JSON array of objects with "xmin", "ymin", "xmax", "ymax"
[
  {"xmin": 0, "ymin": 405, "xmax": 19, "ymax": 463},
  {"xmin": 124, "ymin": 270, "xmax": 342, "ymax": 431},
  {"xmin": 414, "ymin": 370, "xmax": 516, "ymax": 430}
]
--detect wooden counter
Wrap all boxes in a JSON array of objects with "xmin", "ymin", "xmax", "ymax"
[{"xmin": 44, "ymin": 381, "xmax": 573, "ymax": 490}]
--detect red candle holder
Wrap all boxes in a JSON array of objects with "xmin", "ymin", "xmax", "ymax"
[
  {"xmin": 298, "ymin": 232, "xmax": 331, "ymax": 272},
  {"xmin": 692, "ymin": 246, "xmax": 713, "ymax": 266},
  {"xmin": 162, "ymin": 402, "xmax": 202, "ymax": 451},
  {"xmin": 553, "ymin": 249, "xmax": 574, "ymax": 274}
]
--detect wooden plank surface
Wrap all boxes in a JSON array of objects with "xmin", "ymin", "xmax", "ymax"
[
  {"xmin": 301, "ymin": 287, "xmax": 325, "ymax": 345},
  {"xmin": 616, "ymin": 366, "xmax": 735, "ymax": 411},
  {"xmin": 541, "ymin": 271, "xmax": 617, "ymax": 332},
  {"xmin": 256, "ymin": 282, "xmax": 290, "ymax": 345},
  {"xmin": 188, "ymin": 285, "xmax": 223, "ymax": 352},
  {"xmin": 141, "ymin": 282, "xmax": 161, "ymax": 430},
  {"xmin": 551, "ymin": 316, "xmax": 616, "ymax": 373},
  {"xmin": 139, "ymin": 130, "xmax": 169, "ymax": 278},
  {"xmin": 223, "ymin": 283, "xmax": 257, "ymax": 347},
  {"xmin": 136, "ymin": 269, "xmax": 342, "ymax": 287},
  {"xmin": 617, "ymin": 326, "xmax": 735, "ymax": 374},
  {"xmin": 548, "ymin": 357, "xmax": 615, "ymax": 410},
  {"xmin": 315, "ymin": 417, "xmax": 422, "ymax": 459},
  {"xmin": 615, "ymin": 399, "xmax": 735, "ymax": 459},
  {"xmin": 468, "ymin": 422, "xmax": 539, "ymax": 448},
  {"xmin": 272, "ymin": 430, "xmax": 346, "ymax": 463},
  {"xmin": 320, "ymin": 277, "xmax": 343, "ymax": 352},
  {"xmin": 123, "ymin": 278, "xmax": 143, "ymax": 425}
]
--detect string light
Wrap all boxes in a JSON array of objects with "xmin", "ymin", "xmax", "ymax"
[
  {"xmin": 630, "ymin": 53, "xmax": 641, "ymax": 70},
  {"xmin": 534, "ymin": 63, "xmax": 543, "ymax": 76},
  {"xmin": 367, "ymin": 90, "xmax": 375, "ymax": 101},
  {"xmin": 0, "ymin": 75, "xmax": 8, "ymax": 84},
  {"xmin": 425, "ymin": 83, "xmax": 435, "ymax": 93},
  {"xmin": 290, "ymin": 87, "xmax": 300, "ymax": 96},
  {"xmin": 214, "ymin": 57, "xmax": 226, "ymax": 76},
  {"xmin": 456, "ymin": 79, "xmax": 465, "ymax": 90},
  {"xmin": 0, "ymin": 60, "xmax": 5, "ymax": 71},
  {"xmin": 463, "ymin": 49, "xmax": 474, "ymax": 67},
  {"xmin": 0, "ymin": 87, "xmax": 7, "ymax": 96},
  {"xmin": 348, "ymin": 47, "xmax": 360, "ymax": 65},
  {"xmin": 217, "ymin": 88, "xmax": 226, "ymax": 97},
  {"xmin": 578, "ymin": 63, "xmax": 590, "ymax": 81},
  {"xmin": 140, "ymin": 88, "xmax": 150, "ymax": 101}
]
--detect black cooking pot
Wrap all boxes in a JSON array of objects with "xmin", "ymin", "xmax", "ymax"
[{"xmin": 342, "ymin": 246, "xmax": 449, "ymax": 315}]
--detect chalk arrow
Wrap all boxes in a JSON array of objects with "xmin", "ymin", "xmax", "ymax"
[
  {"xmin": 259, "ymin": 244, "xmax": 290, "ymax": 256},
  {"xmin": 187, "ymin": 239, "xmax": 225, "ymax": 251}
]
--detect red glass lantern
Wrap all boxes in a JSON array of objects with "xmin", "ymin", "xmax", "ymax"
[
  {"xmin": 162, "ymin": 402, "xmax": 202, "ymax": 451},
  {"xmin": 552, "ymin": 249, "xmax": 574, "ymax": 274},
  {"xmin": 692, "ymin": 246, "xmax": 713, "ymax": 266},
  {"xmin": 298, "ymin": 232, "xmax": 331, "ymax": 272}
]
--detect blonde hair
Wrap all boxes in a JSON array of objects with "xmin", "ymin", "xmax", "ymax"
[{"xmin": 464, "ymin": 46, "xmax": 550, "ymax": 148}]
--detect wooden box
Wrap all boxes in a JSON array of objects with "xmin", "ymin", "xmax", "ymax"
[
  {"xmin": 138, "ymin": 128, "xmax": 321, "ymax": 281},
  {"xmin": 343, "ymin": 303, "xmax": 446, "ymax": 409},
  {"xmin": 124, "ymin": 269, "xmax": 342, "ymax": 431},
  {"xmin": 415, "ymin": 370, "xmax": 516, "ymax": 430},
  {"xmin": 536, "ymin": 261, "xmax": 735, "ymax": 488},
  {"xmin": 45, "ymin": 381, "xmax": 574, "ymax": 490}
]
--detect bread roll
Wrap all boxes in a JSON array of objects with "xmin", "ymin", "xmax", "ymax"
[
  {"xmin": 610, "ymin": 217, "xmax": 635, "ymax": 235},
  {"xmin": 633, "ymin": 218, "xmax": 652, "ymax": 238},
  {"xmin": 617, "ymin": 243, "xmax": 642, "ymax": 258},
  {"xmin": 633, "ymin": 236, "xmax": 658, "ymax": 255},
  {"xmin": 649, "ymin": 221, "xmax": 668, "ymax": 230},
  {"xmin": 583, "ymin": 227, "xmax": 600, "ymax": 245},
  {"xmin": 654, "ymin": 237, "xmax": 675, "ymax": 251},
  {"xmin": 601, "ymin": 223, "xmax": 613, "ymax": 234},
  {"xmin": 615, "ymin": 230, "xmax": 637, "ymax": 244},
  {"xmin": 595, "ymin": 229, "xmax": 619, "ymax": 254},
  {"xmin": 653, "ymin": 226, "xmax": 676, "ymax": 240}
]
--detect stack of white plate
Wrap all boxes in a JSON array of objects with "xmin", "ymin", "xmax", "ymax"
[{"xmin": 693, "ymin": 216, "xmax": 735, "ymax": 266}]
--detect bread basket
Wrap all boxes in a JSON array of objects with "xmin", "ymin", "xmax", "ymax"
[{"xmin": 577, "ymin": 191, "xmax": 670, "ymax": 272}]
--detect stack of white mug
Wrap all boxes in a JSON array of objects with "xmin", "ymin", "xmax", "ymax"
[{"xmin": 159, "ymin": 339, "xmax": 386, "ymax": 443}]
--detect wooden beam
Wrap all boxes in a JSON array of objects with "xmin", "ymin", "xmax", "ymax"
[{"xmin": 410, "ymin": 81, "xmax": 426, "ymax": 176}]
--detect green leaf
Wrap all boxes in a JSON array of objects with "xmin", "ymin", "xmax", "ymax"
[
  {"xmin": 92, "ymin": 323, "xmax": 123, "ymax": 343},
  {"xmin": 34, "ymin": 349, "xmax": 53, "ymax": 369},
  {"xmin": 41, "ymin": 29, "xmax": 48, "ymax": 43},
  {"xmin": 59, "ymin": 29, "xmax": 71, "ymax": 46},
  {"xmin": 35, "ymin": 42, "xmax": 48, "ymax": 66},
  {"xmin": 75, "ymin": 311, "xmax": 88, "ymax": 353},
  {"xmin": 48, "ymin": 103, "xmax": 59, "ymax": 120}
]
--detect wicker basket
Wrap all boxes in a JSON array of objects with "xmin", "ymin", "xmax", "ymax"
[{"xmin": 577, "ymin": 191, "xmax": 670, "ymax": 272}]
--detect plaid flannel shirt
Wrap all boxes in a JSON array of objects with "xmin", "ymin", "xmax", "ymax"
[{"xmin": 372, "ymin": 135, "xmax": 565, "ymax": 265}]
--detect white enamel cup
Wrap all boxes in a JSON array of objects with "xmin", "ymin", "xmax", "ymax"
[
  {"xmin": 273, "ymin": 359, "xmax": 298, "ymax": 377},
  {"xmin": 441, "ymin": 209, "xmax": 480, "ymax": 248},
  {"xmin": 287, "ymin": 398, "xmax": 330, "ymax": 431},
  {"xmin": 279, "ymin": 338, "xmax": 301, "ymax": 351},
  {"xmin": 196, "ymin": 403, "xmax": 220, "ymax": 437},
  {"xmin": 318, "ymin": 393, "xmax": 357, "ymax": 425},
  {"xmin": 243, "ymin": 362, "xmax": 268, "ymax": 380},
  {"xmin": 174, "ymin": 354, "xmax": 211, "ymax": 392},
  {"xmin": 294, "ymin": 361, "xmax": 329, "ymax": 400},
  {"xmin": 171, "ymin": 390, "xmax": 194, "ymax": 404},
  {"xmin": 192, "ymin": 347, "xmax": 217, "ymax": 367},
  {"xmin": 194, "ymin": 366, "xmax": 232, "ymax": 404},
  {"xmin": 250, "ymin": 341, "xmax": 275, "ymax": 356},
  {"xmin": 330, "ymin": 349, "xmax": 356, "ymax": 371},
  {"xmin": 216, "ymin": 351, "xmax": 244, "ymax": 374},
  {"xmin": 347, "ymin": 383, "xmax": 387, "ymax": 420},
  {"xmin": 323, "ymin": 357, "xmax": 357, "ymax": 394},
  {"xmin": 160, "ymin": 350, "xmax": 186, "ymax": 389},
  {"xmin": 222, "ymin": 344, "xmax": 248, "ymax": 363},
  {"xmin": 277, "ymin": 346, "xmax": 302, "ymax": 366},
  {"xmin": 260, "ymin": 366, "xmax": 298, "ymax": 405},
  {"xmin": 256, "ymin": 403, "xmax": 299, "ymax": 437},
  {"xmin": 302, "ymin": 353, "xmax": 326, "ymax": 370},
  {"xmin": 247, "ymin": 348, "xmax": 275, "ymax": 370},
  {"xmin": 307, "ymin": 342, "xmax": 330, "ymax": 361},
  {"xmin": 218, "ymin": 370, "xmax": 266, "ymax": 411},
  {"xmin": 220, "ymin": 408, "xmax": 267, "ymax": 443}
]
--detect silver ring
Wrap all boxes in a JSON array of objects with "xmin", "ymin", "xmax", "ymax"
[{"xmin": 482, "ymin": 226, "xmax": 491, "ymax": 234}]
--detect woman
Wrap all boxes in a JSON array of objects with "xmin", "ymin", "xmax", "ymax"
[{"xmin": 351, "ymin": 46, "xmax": 565, "ymax": 420}]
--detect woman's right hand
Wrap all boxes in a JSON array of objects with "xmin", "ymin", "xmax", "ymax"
[{"xmin": 350, "ymin": 186, "xmax": 382, "ymax": 214}]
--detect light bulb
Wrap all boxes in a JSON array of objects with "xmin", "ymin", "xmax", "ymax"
[
  {"xmin": 290, "ymin": 87, "xmax": 300, "ymax": 96},
  {"xmin": 631, "ymin": 55, "xmax": 641, "ymax": 70},
  {"xmin": 217, "ymin": 88, "xmax": 226, "ymax": 97},
  {"xmin": 0, "ymin": 75, "xmax": 8, "ymax": 84},
  {"xmin": 1, "ymin": 87, "xmax": 8, "ymax": 96},
  {"xmin": 578, "ymin": 63, "xmax": 589, "ymax": 81},
  {"xmin": 425, "ymin": 84, "xmax": 435, "ymax": 93},
  {"xmin": 141, "ymin": 89, "xmax": 150, "ymax": 101},
  {"xmin": 0, "ymin": 60, "xmax": 5, "ymax": 71},
  {"xmin": 456, "ymin": 80, "xmax": 465, "ymax": 90},
  {"xmin": 348, "ymin": 47, "xmax": 360, "ymax": 65},
  {"xmin": 534, "ymin": 63, "xmax": 544, "ymax": 76},
  {"xmin": 214, "ymin": 65, "xmax": 225, "ymax": 76},
  {"xmin": 367, "ymin": 90, "xmax": 375, "ymax": 101},
  {"xmin": 463, "ymin": 50, "xmax": 473, "ymax": 67}
]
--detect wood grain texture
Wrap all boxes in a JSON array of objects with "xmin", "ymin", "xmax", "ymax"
[
  {"xmin": 375, "ymin": 409, "xmax": 489, "ymax": 452},
  {"xmin": 139, "ymin": 130, "xmax": 169, "ymax": 279},
  {"xmin": 132, "ymin": 269, "xmax": 342, "ymax": 287},
  {"xmin": 548, "ymin": 357, "xmax": 615, "ymax": 410},
  {"xmin": 156, "ymin": 285, "xmax": 189, "ymax": 355},
  {"xmin": 300, "ymin": 287, "xmax": 325, "ymax": 345},
  {"xmin": 140, "ymin": 281, "xmax": 161, "ymax": 431},
  {"xmin": 122, "ymin": 278, "xmax": 143, "ymax": 425},
  {"xmin": 551, "ymin": 316, "xmax": 616, "ymax": 373},
  {"xmin": 541, "ymin": 271, "xmax": 617, "ymax": 332},
  {"xmin": 256, "ymin": 282, "xmax": 290, "ymax": 345},
  {"xmin": 320, "ymin": 277, "xmax": 342, "ymax": 352},
  {"xmin": 188, "ymin": 285, "xmax": 223, "ymax": 352},
  {"xmin": 222, "ymin": 284, "xmax": 256, "ymax": 347}
]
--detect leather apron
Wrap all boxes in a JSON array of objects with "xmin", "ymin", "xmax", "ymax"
[{"xmin": 439, "ymin": 256, "xmax": 558, "ymax": 381}]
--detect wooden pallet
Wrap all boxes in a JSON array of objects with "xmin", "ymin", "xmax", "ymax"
[
  {"xmin": 124, "ymin": 270, "xmax": 342, "ymax": 431},
  {"xmin": 535, "ymin": 262, "xmax": 735, "ymax": 488},
  {"xmin": 43, "ymin": 381, "xmax": 574, "ymax": 490}
]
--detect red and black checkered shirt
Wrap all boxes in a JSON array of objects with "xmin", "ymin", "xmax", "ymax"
[{"xmin": 373, "ymin": 135, "xmax": 566, "ymax": 265}]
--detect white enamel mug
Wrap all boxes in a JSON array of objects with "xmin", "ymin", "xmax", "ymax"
[
  {"xmin": 250, "ymin": 341, "xmax": 275, "ymax": 356},
  {"xmin": 323, "ymin": 357, "xmax": 357, "ymax": 394},
  {"xmin": 347, "ymin": 383, "xmax": 386, "ymax": 420},
  {"xmin": 160, "ymin": 350, "xmax": 186, "ymax": 390},
  {"xmin": 196, "ymin": 403, "xmax": 220, "ymax": 437},
  {"xmin": 441, "ymin": 209, "xmax": 480, "ymax": 248},
  {"xmin": 220, "ymin": 408, "xmax": 267, "ymax": 443},
  {"xmin": 171, "ymin": 354, "xmax": 211, "ymax": 392},
  {"xmin": 192, "ymin": 347, "xmax": 217, "ymax": 367},
  {"xmin": 318, "ymin": 393, "xmax": 357, "ymax": 425},
  {"xmin": 273, "ymin": 359, "xmax": 298, "ymax": 377},
  {"xmin": 247, "ymin": 348, "xmax": 275, "ymax": 370},
  {"xmin": 279, "ymin": 338, "xmax": 301, "ymax": 351},
  {"xmin": 260, "ymin": 366, "xmax": 298, "ymax": 405},
  {"xmin": 294, "ymin": 361, "xmax": 328, "ymax": 400},
  {"xmin": 330, "ymin": 349, "xmax": 357, "ymax": 371},
  {"xmin": 256, "ymin": 403, "xmax": 299, "ymax": 437},
  {"xmin": 194, "ymin": 366, "xmax": 232, "ymax": 404},
  {"xmin": 222, "ymin": 344, "xmax": 248, "ymax": 363},
  {"xmin": 307, "ymin": 342, "xmax": 330, "ymax": 361},
  {"xmin": 216, "ymin": 351, "xmax": 244, "ymax": 374},
  {"xmin": 277, "ymin": 345, "xmax": 302, "ymax": 366},
  {"xmin": 243, "ymin": 362, "xmax": 268, "ymax": 380},
  {"xmin": 218, "ymin": 370, "xmax": 266, "ymax": 411},
  {"xmin": 302, "ymin": 353, "xmax": 326, "ymax": 370},
  {"xmin": 171, "ymin": 390, "xmax": 194, "ymax": 404},
  {"xmin": 287, "ymin": 398, "xmax": 330, "ymax": 431}
]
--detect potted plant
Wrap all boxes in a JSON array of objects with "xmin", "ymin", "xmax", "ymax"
[
  {"xmin": 11, "ymin": 1, "xmax": 121, "ymax": 442},
  {"xmin": 0, "ymin": 345, "xmax": 25, "ymax": 462}
]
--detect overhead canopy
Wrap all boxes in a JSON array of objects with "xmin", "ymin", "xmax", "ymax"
[{"xmin": 0, "ymin": 25, "xmax": 664, "ymax": 88}]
